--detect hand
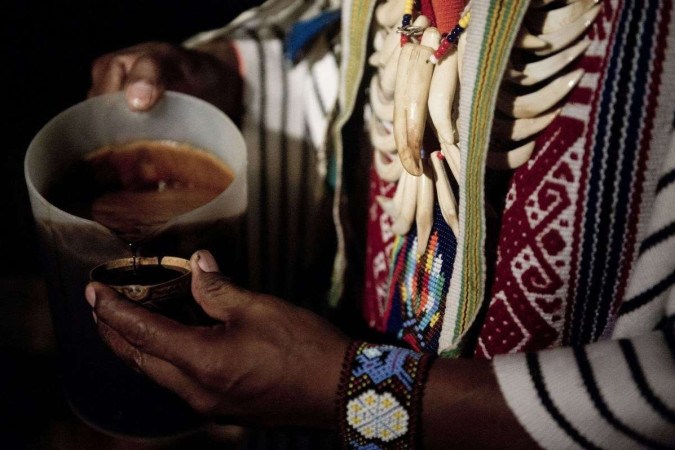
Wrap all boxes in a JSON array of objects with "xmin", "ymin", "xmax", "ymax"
[
  {"xmin": 85, "ymin": 250, "xmax": 349, "ymax": 428},
  {"xmin": 88, "ymin": 41, "xmax": 242, "ymax": 120}
]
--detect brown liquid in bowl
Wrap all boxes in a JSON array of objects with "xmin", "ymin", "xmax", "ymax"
[{"xmin": 47, "ymin": 139, "xmax": 235, "ymax": 243}]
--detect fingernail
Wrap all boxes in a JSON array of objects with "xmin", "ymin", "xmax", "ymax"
[
  {"xmin": 85, "ymin": 284, "xmax": 97, "ymax": 308},
  {"xmin": 127, "ymin": 80, "xmax": 154, "ymax": 110},
  {"xmin": 196, "ymin": 250, "xmax": 219, "ymax": 273},
  {"xmin": 92, "ymin": 310, "xmax": 98, "ymax": 324}
]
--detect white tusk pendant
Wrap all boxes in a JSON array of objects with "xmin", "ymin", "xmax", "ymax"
[
  {"xmin": 394, "ymin": 27, "xmax": 440, "ymax": 176},
  {"xmin": 380, "ymin": 15, "xmax": 430, "ymax": 100},
  {"xmin": 534, "ymin": 4, "xmax": 602, "ymax": 56},
  {"xmin": 431, "ymin": 151, "xmax": 459, "ymax": 236},
  {"xmin": 370, "ymin": 74, "xmax": 395, "ymax": 121},
  {"xmin": 530, "ymin": 0, "xmax": 578, "ymax": 8},
  {"xmin": 391, "ymin": 170, "xmax": 418, "ymax": 235},
  {"xmin": 497, "ymin": 68, "xmax": 584, "ymax": 119},
  {"xmin": 492, "ymin": 108, "xmax": 560, "ymax": 142},
  {"xmin": 527, "ymin": 0, "xmax": 598, "ymax": 35},
  {"xmin": 506, "ymin": 38, "xmax": 590, "ymax": 86},
  {"xmin": 374, "ymin": 148, "xmax": 404, "ymax": 182},
  {"xmin": 486, "ymin": 141, "xmax": 537, "ymax": 170},
  {"xmin": 377, "ymin": 167, "xmax": 409, "ymax": 218},
  {"xmin": 513, "ymin": 26, "xmax": 548, "ymax": 50},
  {"xmin": 392, "ymin": 169, "xmax": 410, "ymax": 214},
  {"xmin": 440, "ymin": 143, "xmax": 461, "ymax": 181},
  {"xmin": 415, "ymin": 162, "xmax": 435, "ymax": 257},
  {"xmin": 369, "ymin": 116, "xmax": 398, "ymax": 153},
  {"xmin": 428, "ymin": 44, "xmax": 459, "ymax": 149},
  {"xmin": 376, "ymin": 195, "xmax": 397, "ymax": 218},
  {"xmin": 370, "ymin": 27, "xmax": 402, "ymax": 68},
  {"xmin": 375, "ymin": 0, "xmax": 406, "ymax": 29},
  {"xmin": 373, "ymin": 29, "xmax": 387, "ymax": 52}
]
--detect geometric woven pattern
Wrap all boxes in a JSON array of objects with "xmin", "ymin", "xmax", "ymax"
[
  {"xmin": 347, "ymin": 390, "xmax": 409, "ymax": 442},
  {"xmin": 477, "ymin": 0, "xmax": 671, "ymax": 358}
]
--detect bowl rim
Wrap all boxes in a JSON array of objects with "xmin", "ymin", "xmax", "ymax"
[{"xmin": 89, "ymin": 256, "xmax": 192, "ymax": 289}]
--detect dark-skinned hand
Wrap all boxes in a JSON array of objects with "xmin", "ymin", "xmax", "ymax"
[
  {"xmin": 88, "ymin": 41, "xmax": 242, "ymax": 119},
  {"xmin": 85, "ymin": 250, "xmax": 349, "ymax": 428}
]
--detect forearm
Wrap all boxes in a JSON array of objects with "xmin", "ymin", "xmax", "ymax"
[{"xmin": 423, "ymin": 358, "xmax": 537, "ymax": 449}]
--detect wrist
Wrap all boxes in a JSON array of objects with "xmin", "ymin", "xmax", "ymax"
[
  {"xmin": 293, "ymin": 336, "xmax": 350, "ymax": 429},
  {"xmin": 336, "ymin": 342, "xmax": 434, "ymax": 449},
  {"xmin": 422, "ymin": 357, "xmax": 538, "ymax": 449}
]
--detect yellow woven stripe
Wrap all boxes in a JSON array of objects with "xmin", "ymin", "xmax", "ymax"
[
  {"xmin": 328, "ymin": 0, "xmax": 377, "ymax": 306},
  {"xmin": 454, "ymin": 0, "xmax": 530, "ymax": 340},
  {"xmin": 344, "ymin": 1, "xmax": 377, "ymax": 116}
]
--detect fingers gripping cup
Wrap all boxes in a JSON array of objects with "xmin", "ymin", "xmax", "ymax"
[
  {"xmin": 89, "ymin": 256, "xmax": 212, "ymax": 325},
  {"xmin": 24, "ymin": 92, "xmax": 247, "ymax": 437},
  {"xmin": 90, "ymin": 257, "xmax": 192, "ymax": 305}
]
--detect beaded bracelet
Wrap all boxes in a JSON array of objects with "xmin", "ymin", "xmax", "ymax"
[{"xmin": 337, "ymin": 341, "xmax": 435, "ymax": 449}]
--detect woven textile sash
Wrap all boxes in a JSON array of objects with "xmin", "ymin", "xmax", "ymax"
[
  {"xmin": 438, "ymin": 0, "xmax": 530, "ymax": 355},
  {"xmin": 329, "ymin": 0, "xmax": 378, "ymax": 306},
  {"xmin": 476, "ymin": 0, "xmax": 675, "ymax": 357}
]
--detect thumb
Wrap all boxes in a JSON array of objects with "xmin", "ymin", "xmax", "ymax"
[
  {"xmin": 190, "ymin": 250, "xmax": 251, "ymax": 322},
  {"xmin": 124, "ymin": 55, "xmax": 166, "ymax": 111}
]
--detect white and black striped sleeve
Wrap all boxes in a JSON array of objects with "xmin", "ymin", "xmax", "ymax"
[
  {"xmin": 613, "ymin": 128, "xmax": 675, "ymax": 337},
  {"xmin": 493, "ymin": 325, "xmax": 675, "ymax": 449}
]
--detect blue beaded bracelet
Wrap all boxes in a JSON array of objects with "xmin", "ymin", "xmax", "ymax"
[{"xmin": 337, "ymin": 342, "xmax": 434, "ymax": 449}]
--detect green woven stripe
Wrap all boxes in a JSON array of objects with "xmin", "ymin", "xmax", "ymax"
[
  {"xmin": 343, "ymin": 0, "xmax": 376, "ymax": 115},
  {"xmin": 453, "ymin": 0, "xmax": 530, "ymax": 342},
  {"xmin": 328, "ymin": 0, "xmax": 377, "ymax": 306}
]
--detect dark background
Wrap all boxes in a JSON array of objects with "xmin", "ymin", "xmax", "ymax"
[{"xmin": 1, "ymin": 2, "xmax": 261, "ymax": 448}]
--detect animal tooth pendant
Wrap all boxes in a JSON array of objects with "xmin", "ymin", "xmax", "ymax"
[
  {"xmin": 527, "ymin": 0, "xmax": 599, "ymax": 35},
  {"xmin": 377, "ymin": 167, "xmax": 409, "ymax": 218},
  {"xmin": 486, "ymin": 141, "xmax": 536, "ymax": 170},
  {"xmin": 513, "ymin": 26, "xmax": 548, "ymax": 50},
  {"xmin": 415, "ymin": 162, "xmax": 435, "ymax": 257},
  {"xmin": 381, "ymin": 15, "xmax": 431, "ymax": 100},
  {"xmin": 497, "ymin": 68, "xmax": 584, "ymax": 118},
  {"xmin": 506, "ymin": 39, "xmax": 591, "ymax": 86},
  {"xmin": 440, "ymin": 142, "xmax": 461, "ymax": 181},
  {"xmin": 394, "ymin": 27, "xmax": 440, "ymax": 176},
  {"xmin": 375, "ymin": 0, "xmax": 407, "ymax": 28},
  {"xmin": 391, "ymin": 170, "xmax": 419, "ymax": 235},
  {"xmin": 431, "ymin": 151, "xmax": 459, "ymax": 236},
  {"xmin": 534, "ymin": 4, "xmax": 602, "ymax": 56},
  {"xmin": 369, "ymin": 74, "xmax": 394, "ymax": 122},
  {"xmin": 428, "ymin": 39, "xmax": 460, "ymax": 151},
  {"xmin": 492, "ymin": 109, "xmax": 560, "ymax": 142},
  {"xmin": 370, "ymin": 27, "xmax": 401, "ymax": 68},
  {"xmin": 369, "ymin": 113, "xmax": 398, "ymax": 152},
  {"xmin": 373, "ymin": 148, "xmax": 404, "ymax": 182}
]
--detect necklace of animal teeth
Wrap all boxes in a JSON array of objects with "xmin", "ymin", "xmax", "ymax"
[{"xmin": 397, "ymin": 0, "xmax": 471, "ymax": 63}]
